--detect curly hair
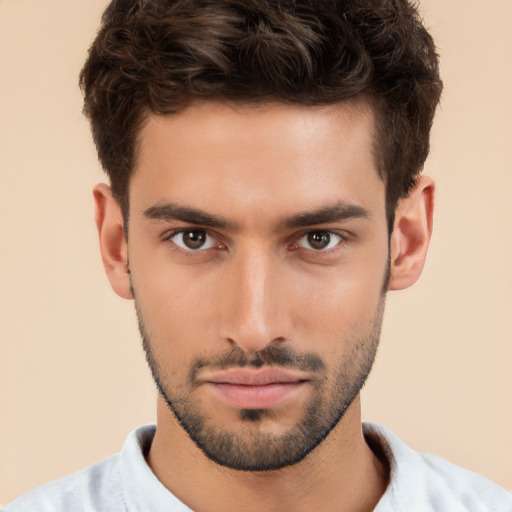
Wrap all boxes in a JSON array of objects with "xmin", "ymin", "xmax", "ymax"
[{"xmin": 80, "ymin": 0, "xmax": 442, "ymax": 223}]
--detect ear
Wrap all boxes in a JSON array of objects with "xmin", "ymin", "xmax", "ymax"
[
  {"xmin": 388, "ymin": 175, "xmax": 435, "ymax": 291},
  {"xmin": 93, "ymin": 183, "xmax": 133, "ymax": 300}
]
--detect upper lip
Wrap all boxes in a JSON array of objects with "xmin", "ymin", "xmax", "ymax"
[{"xmin": 202, "ymin": 368, "xmax": 308, "ymax": 386}]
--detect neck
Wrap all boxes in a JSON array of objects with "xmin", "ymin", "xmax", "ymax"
[{"xmin": 147, "ymin": 395, "xmax": 389, "ymax": 512}]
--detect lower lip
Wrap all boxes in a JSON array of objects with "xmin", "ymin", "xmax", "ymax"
[{"xmin": 206, "ymin": 382, "xmax": 305, "ymax": 409}]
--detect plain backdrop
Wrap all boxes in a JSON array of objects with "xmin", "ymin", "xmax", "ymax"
[{"xmin": 1, "ymin": 0, "xmax": 511, "ymax": 504}]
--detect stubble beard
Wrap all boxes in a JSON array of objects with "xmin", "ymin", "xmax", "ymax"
[{"xmin": 134, "ymin": 293, "xmax": 385, "ymax": 472}]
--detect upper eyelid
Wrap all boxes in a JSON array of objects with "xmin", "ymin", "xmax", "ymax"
[
  {"xmin": 293, "ymin": 228, "xmax": 350, "ymax": 241},
  {"xmin": 163, "ymin": 227, "xmax": 213, "ymax": 239},
  {"xmin": 296, "ymin": 230, "xmax": 344, "ymax": 245}
]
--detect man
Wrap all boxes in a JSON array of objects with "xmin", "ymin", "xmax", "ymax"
[{"xmin": 5, "ymin": 0, "xmax": 511, "ymax": 510}]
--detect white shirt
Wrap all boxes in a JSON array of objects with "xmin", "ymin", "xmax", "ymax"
[{"xmin": 5, "ymin": 423, "xmax": 512, "ymax": 511}]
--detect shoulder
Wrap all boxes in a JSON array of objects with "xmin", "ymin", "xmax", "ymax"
[
  {"xmin": 4, "ymin": 453, "xmax": 124, "ymax": 512},
  {"xmin": 364, "ymin": 422, "xmax": 512, "ymax": 512},
  {"xmin": 4, "ymin": 425, "xmax": 157, "ymax": 512}
]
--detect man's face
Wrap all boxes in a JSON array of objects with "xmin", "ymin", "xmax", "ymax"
[{"xmin": 127, "ymin": 101, "xmax": 390, "ymax": 470}]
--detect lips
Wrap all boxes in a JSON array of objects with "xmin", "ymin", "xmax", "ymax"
[
  {"xmin": 206, "ymin": 368, "xmax": 306, "ymax": 385},
  {"xmin": 201, "ymin": 368, "xmax": 308, "ymax": 409}
]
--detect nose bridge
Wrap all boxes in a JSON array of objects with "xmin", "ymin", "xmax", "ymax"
[{"xmin": 221, "ymin": 243, "xmax": 286, "ymax": 352}]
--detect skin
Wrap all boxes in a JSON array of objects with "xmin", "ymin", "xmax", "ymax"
[{"xmin": 94, "ymin": 100, "xmax": 434, "ymax": 512}]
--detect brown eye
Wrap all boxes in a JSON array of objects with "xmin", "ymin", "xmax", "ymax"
[
  {"xmin": 170, "ymin": 230, "xmax": 215, "ymax": 251},
  {"xmin": 298, "ymin": 231, "xmax": 342, "ymax": 251},
  {"xmin": 183, "ymin": 230, "xmax": 206, "ymax": 249},
  {"xmin": 308, "ymin": 232, "xmax": 330, "ymax": 250}
]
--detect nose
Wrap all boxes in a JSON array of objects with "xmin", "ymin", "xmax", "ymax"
[{"xmin": 219, "ymin": 247, "xmax": 290, "ymax": 353}]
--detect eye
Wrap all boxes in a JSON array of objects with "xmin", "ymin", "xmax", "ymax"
[
  {"xmin": 168, "ymin": 229, "xmax": 217, "ymax": 251},
  {"xmin": 297, "ymin": 231, "xmax": 343, "ymax": 251}
]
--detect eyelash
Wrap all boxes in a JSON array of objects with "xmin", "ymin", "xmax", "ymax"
[
  {"xmin": 164, "ymin": 229, "xmax": 223, "ymax": 253},
  {"xmin": 163, "ymin": 228, "xmax": 349, "ymax": 256},
  {"xmin": 293, "ymin": 231, "xmax": 345, "ymax": 253}
]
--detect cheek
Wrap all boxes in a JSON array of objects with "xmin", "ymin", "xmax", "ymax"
[
  {"xmin": 131, "ymin": 256, "xmax": 225, "ymax": 363},
  {"xmin": 292, "ymin": 258, "xmax": 387, "ymax": 335}
]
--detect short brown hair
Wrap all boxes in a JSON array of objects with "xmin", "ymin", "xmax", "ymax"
[{"xmin": 80, "ymin": 0, "xmax": 442, "ymax": 223}]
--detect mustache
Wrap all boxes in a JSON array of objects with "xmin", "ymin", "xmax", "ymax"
[{"xmin": 188, "ymin": 344, "xmax": 326, "ymax": 385}]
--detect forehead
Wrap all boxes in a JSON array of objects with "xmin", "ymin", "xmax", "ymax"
[{"xmin": 130, "ymin": 100, "xmax": 384, "ymax": 223}]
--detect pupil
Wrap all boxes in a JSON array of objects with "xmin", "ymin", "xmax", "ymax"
[
  {"xmin": 308, "ymin": 232, "xmax": 330, "ymax": 250},
  {"xmin": 184, "ymin": 230, "xmax": 206, "ymax": 249}
]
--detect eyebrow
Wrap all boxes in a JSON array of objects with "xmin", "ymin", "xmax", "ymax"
[
  {"xmin": 143, "ymin": 200, "xmax": 369, "ymax": 230},
  {"xmin": 281, "ymin": 202, "xmax": 370, "ymax": 229},
  {"xmin": 143, "ymin": 203, "xmax": 238, "ymax": 230}
]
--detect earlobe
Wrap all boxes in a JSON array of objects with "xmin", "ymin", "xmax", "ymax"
[
  {"xmin": 93, "ymin": 184, "xmax": 133, "ymax": 300},
  {"xmin": 388, "ymin": 175, "xmax": 435, "ymax": 291}
]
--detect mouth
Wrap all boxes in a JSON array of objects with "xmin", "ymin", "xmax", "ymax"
[{"xmin": 201, "ymin": 368, "xmax": 309, "ymax": 409}]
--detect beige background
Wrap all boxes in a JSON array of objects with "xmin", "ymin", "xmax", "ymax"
[{"xmin": 1, "ymin": 0, "xmax": 511, "ymax": 504}]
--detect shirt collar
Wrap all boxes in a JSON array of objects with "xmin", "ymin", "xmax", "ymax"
[{"xmin": 120, "ymin": 425, "xmax": 194, "ymax": 512}]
